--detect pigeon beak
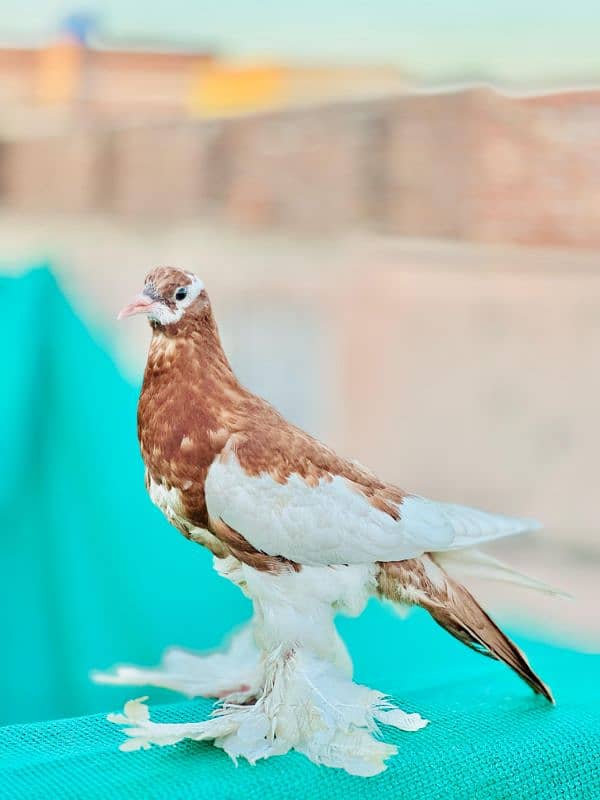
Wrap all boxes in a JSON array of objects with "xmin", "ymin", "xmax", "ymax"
[{"xmin": 118, "ymin": 293, "xmax": 157, "ymax": 320}]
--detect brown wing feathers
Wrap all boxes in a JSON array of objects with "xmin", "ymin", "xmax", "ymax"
[{"xmin": 378, "ymin": 556, "xmax": 554, "ymax": 703}]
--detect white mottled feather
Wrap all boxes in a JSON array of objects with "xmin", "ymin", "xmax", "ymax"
[{"xmin": 205, "ymin": 452, "xmax": 540, "ymax": 565}]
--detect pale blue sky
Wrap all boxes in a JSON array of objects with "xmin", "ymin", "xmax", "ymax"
[{"xmin": 2, "ymin": 1, "xmax": 599, "ymax": 83}]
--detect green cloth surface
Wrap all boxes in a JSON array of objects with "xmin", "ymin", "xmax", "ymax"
[
  {"xmin": 0, "ymin": 267, "xmax": 250, "ymax": 727},
  {"xmin": 1, "ymin": 267, "xmax": 598, "ymax": 798},
  {"xmin": 1, "ymin": 607, "xmax": 599, "ymax": 800}
]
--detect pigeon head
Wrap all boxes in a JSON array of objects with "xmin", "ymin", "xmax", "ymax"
[{"xmin": 118, "ymin": 267, "xmax": 207, "ymax": 327}]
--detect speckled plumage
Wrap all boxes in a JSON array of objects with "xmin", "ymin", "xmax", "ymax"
[{"xmin": 100, "ymin": 266, "xmax": 556, "ymax": 775}]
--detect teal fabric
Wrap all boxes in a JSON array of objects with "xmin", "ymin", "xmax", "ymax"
[
  {"xmin": 1, "ymin": 607, "xmax": 599, "ymax": 799},
  {"xmin": 1, "ymin": 267, "xmax": 598, "ymax": 798},
  {"xmin": 0, "ymin": 267, "xmax": 250, "ymax": 726}
]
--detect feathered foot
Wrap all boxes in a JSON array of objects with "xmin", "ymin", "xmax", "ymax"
[
  {"xmin": 107, "ymin": 646, "xmax": 428, "ymax": 777},
  {"xmin": 93, "ymin": 624, "xmax": 260, "ymax": 701}
]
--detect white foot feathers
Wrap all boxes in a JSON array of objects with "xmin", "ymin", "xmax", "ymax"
[
  {"xmin": 98, "ymin": 637, "xmax": 428, "ymax": 777},
  {"xmin": 93, "ymin": 626, "xmax": 261, "ymax": 700}
]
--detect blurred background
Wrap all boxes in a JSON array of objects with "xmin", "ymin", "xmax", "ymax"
[{"xmin": 1, "ymin": 2, "xmax": 599, "ymax": 727}]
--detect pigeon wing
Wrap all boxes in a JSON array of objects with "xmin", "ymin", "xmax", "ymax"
[{"xmin": 205, "ymin": 448, "xmax": 539, "ymax": 566}]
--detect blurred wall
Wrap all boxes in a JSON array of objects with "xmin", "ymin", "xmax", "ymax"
[
  {"xmin": 0, "ymin": 42, "xmax": 405, "ymax": 121},
  {"xmin": 1, "ymin": 87, "xmax": 599, "ymax": 247},
  {"xmin": 0, "ymin": 44, "xmax": 214, "ymax": 116}
]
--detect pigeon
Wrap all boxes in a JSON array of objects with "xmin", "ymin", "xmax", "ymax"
[{"xmin": 99, "ymin": 266, "xmax": 558, "ymax": 776}]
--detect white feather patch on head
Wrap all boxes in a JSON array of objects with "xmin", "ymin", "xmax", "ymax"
[
  {"xmin": 185, "ymin": 272, "xmax": 204, "ymax": 295},
  {"xmin": 147, "ymin": 273, "xmax": 205, "ymax": 325}
]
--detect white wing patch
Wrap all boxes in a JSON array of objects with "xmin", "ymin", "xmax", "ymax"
[{"xmin": 205, "ymin": 453, "xmax": 541, "ymax": 566}]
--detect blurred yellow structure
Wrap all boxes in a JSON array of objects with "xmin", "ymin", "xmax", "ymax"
[
  {"xmin": 187, "ymin": 62, "xmax": 406, "ymax": 116},
  {"xmin": 0, "ymin": 38, "xmax": 404, "ymax": 121},
  {"xmin": 35, "ymin": 41, "xmax": 83, "ymax": 105},
  {"xmin": 188, "ymin": 63, "xmax": 286, "ymax": 115}
]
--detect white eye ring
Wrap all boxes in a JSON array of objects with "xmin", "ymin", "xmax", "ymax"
[{"xmin": 174, "ymin": 287, "xmax": 188, "ymax": 302}]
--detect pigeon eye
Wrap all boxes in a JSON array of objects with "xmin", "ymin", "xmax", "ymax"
[{"xmin": 174, "ymin": 287, "xmax": 188, "ymax": 301}]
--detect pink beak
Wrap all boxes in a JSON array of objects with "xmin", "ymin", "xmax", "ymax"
[{"xmin": 118, "ymin": 292, "xmax": 157, "ymax": 320}]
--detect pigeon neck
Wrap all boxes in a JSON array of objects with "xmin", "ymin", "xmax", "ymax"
[{"xmin": 147, "ymin": 305, "xmax": 238, "ymax": 388}]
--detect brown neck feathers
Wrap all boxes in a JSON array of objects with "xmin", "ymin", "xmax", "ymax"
[{"xmin": 147, "ymin": 303, "xmax": 237, "ymax": 384}]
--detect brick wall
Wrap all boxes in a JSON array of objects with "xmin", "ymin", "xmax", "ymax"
[{"xmin": 1, "ymin": 87, "xmax": 599, "ymax": 247}]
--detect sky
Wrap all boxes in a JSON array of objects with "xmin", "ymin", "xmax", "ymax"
[{"xmin": 1, "ymin": 1, "xmax": 599, "ymax": 85}]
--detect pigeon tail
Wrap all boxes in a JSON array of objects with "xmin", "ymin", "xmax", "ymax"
[{"xmin": 378, "ymin": 556, "xmax": 554, "ymax": 704}]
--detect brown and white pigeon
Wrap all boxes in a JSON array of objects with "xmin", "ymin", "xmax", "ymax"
[{"xmin": 98, "ymin": 266, "xmax": 557, "ymax": 776}]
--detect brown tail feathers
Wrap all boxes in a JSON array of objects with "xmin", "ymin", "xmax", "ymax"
[{"xmin": 377, "ymin": 554, "xmax": 554, "ymax": 704}]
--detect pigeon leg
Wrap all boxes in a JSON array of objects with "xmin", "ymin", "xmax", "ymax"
[
  {"xmin": 107, "ymin": 613, "xmax": 427, "ymax": 776},
  {"xmin": 105, "ymin": 561, "xmax": 428, "ymax": 775}
]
